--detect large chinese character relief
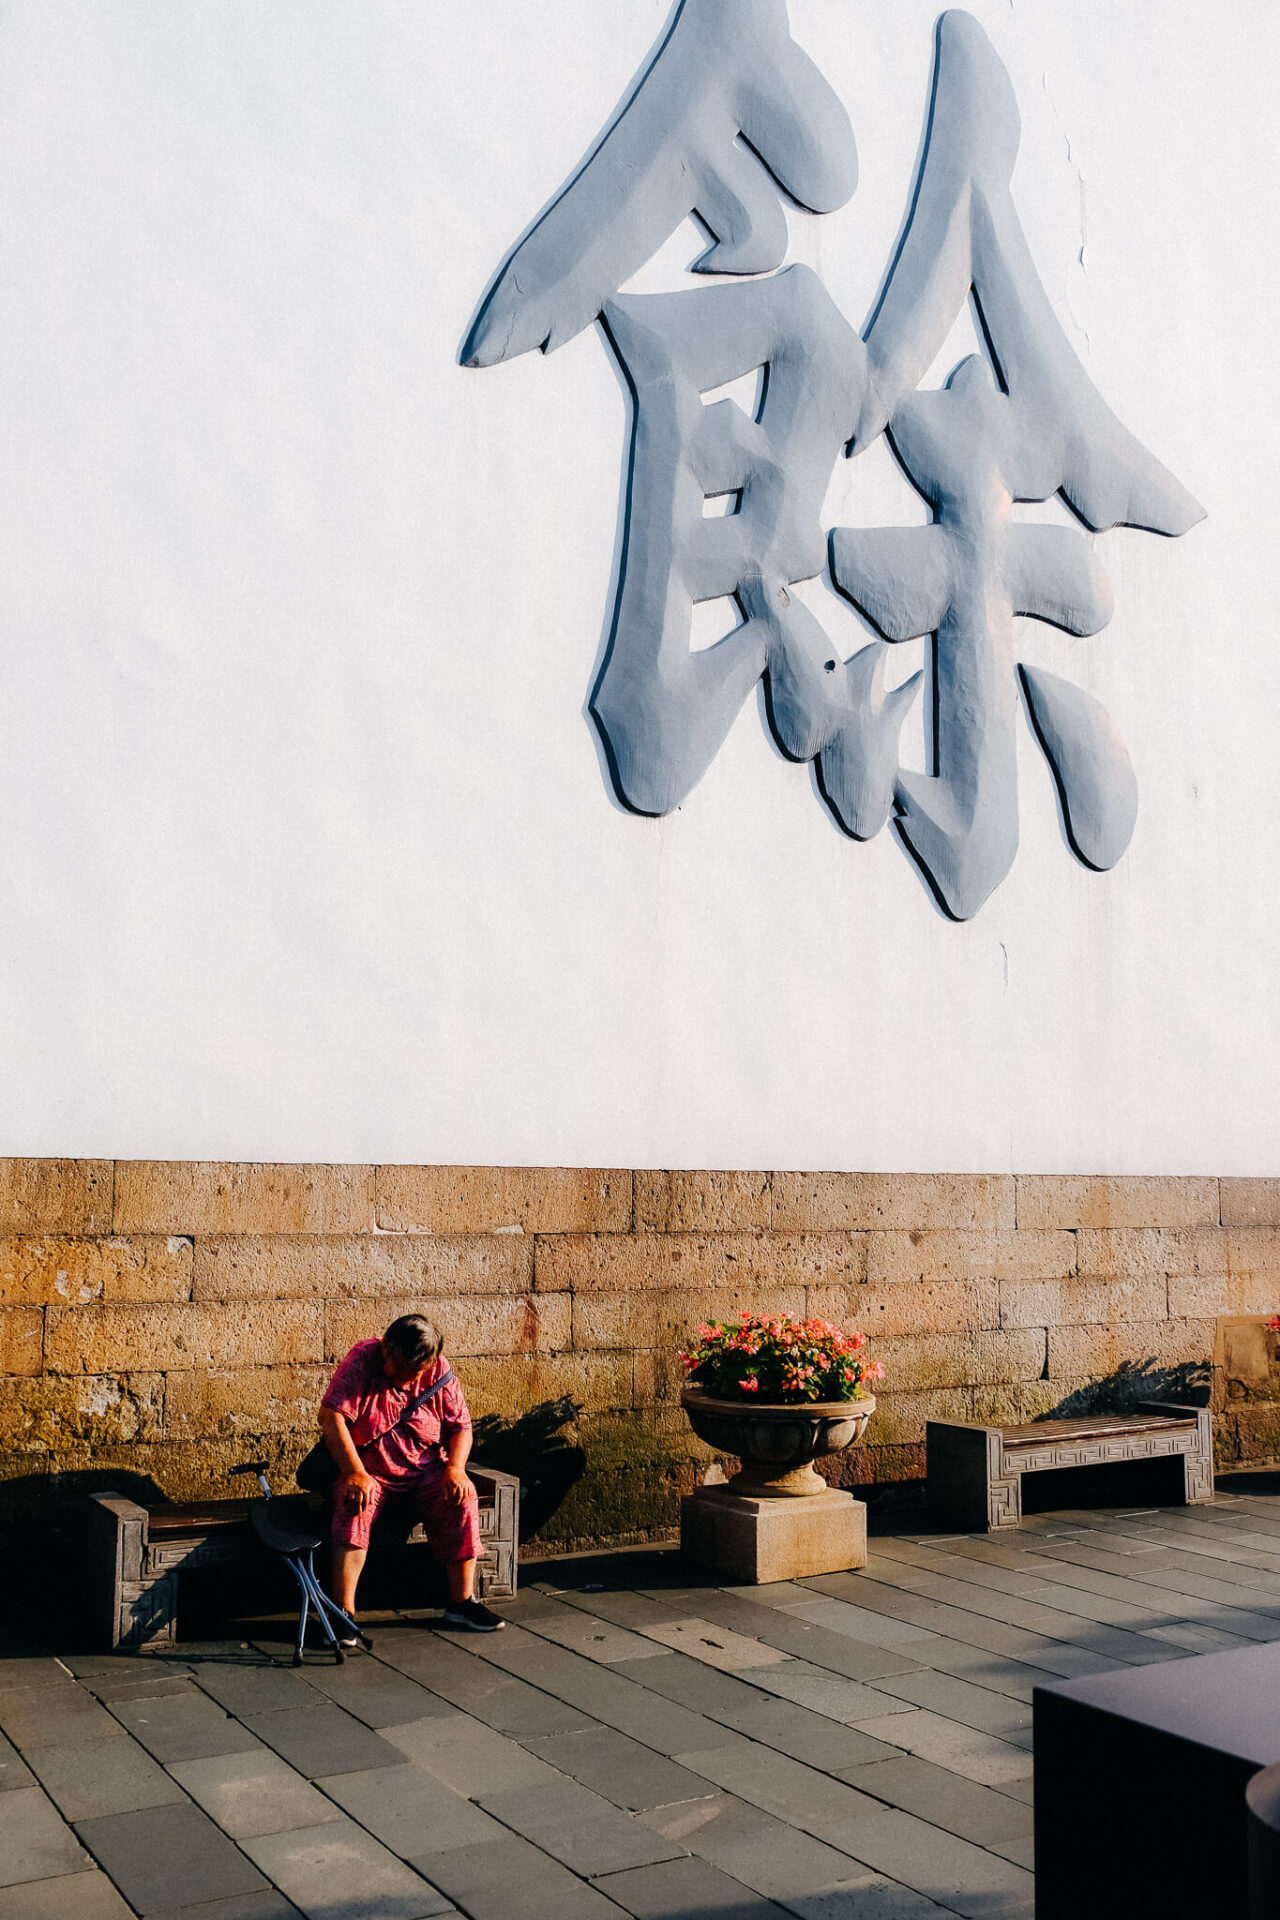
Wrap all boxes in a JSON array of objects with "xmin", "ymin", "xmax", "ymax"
[{"xmin": 463, "ymin": 5, "xmax": 1203, "ymax": 919}]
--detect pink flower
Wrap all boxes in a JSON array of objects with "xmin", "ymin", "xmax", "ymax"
[{"xmin": 738, "ymin": 1377, "xmax": 759, "ymax": 1392}]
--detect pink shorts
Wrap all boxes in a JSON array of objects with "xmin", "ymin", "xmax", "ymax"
[{"xmin": 330, "ymin": 1468, "xmax": 481, "ymax": 1563}]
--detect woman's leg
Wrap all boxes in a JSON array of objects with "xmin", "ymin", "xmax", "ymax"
[
  {"xmin": 329, "ymin": 1479, "xmax": 386, "ymax": 1609},
  {"xmin": 409, "ymin": 1473, "xmax": 481, "ymax": 1593}
]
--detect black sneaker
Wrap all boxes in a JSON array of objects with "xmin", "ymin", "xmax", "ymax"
[{"xmin": 443, "ymin": 1597, "xmax": 506, "ymax": 1632}]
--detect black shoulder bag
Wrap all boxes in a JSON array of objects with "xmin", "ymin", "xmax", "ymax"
[{"xmin": 296, "ymin": 1368, "xmax": 456, "ymax": 1494}]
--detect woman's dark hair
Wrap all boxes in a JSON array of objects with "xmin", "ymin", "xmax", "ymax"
[{"xmin": 382, "ymin": 1314, "xmax": 442, "ymax": 1366}]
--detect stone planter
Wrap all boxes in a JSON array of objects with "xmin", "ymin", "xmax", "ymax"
[
  {"xmin": 680, "ymin": 1388, "xmax": 875, "ymax": 1496},
  {"xmin": 680, "ymin": 1388, "xmax": 876, "ymax": 1582}
]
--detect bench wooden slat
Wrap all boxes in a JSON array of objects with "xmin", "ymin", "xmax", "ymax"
[{"xmin": 1001, "ymin": 1414, "xmax": 1194, "ymax": 1449}]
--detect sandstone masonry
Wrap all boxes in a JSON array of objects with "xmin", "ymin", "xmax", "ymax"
[{"xmin": 1, "ymin": 1163, "xmax": 1276, "ymax": 1548}]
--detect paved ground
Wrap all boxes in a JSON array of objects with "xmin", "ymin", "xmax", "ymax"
[{"xmin": 6, "ymin": 1483, "xmax": 1280, "ymax": 1918}]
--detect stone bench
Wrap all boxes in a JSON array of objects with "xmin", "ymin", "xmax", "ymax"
[
  {"xmin": 925, "ymin": 1401, "xmax": 1213, "ymax": 1532},
  {"xmin": 87, "ymin": 1466, "xmax": 520, "ymax": 1651}
]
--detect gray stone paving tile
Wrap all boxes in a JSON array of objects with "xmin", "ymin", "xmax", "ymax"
[
  {"xmin": 410, "ymin": 1832, "xmax": 630, "ymax": 1918},
  {"xmin": 373, "ymin": 1630, "xmax": 595, "ymax": 1736},
  {"xmin": 801, "ymin": 1576, "xmax": 1125, "ymax": 1679},
  {"xmin": 85, "ymin": 1674, "xmax": 197, "ymax": 1705},
  {"xmin": 0, "ymin": 1729, "xmax": 33, "ymax": 1791},
  {"xmin": 523, "ymin": 1725, "xmax": 718, "ymax": 1812},
  {"xmin": 703, "ymin": 1697, "xmax": 900, "ymax": 1774},
  {"xmin": 784, "ymin": 1878, "xmax": 956, "ymax": 1918},
  {"xmin": 0, "ymin": 1657, "xmax": 73, "ymax": 1692},
  {"xmin": 0, "ymin": 1868, "xmax": 135, "ymax": 1917},
  {"xmin": 192, "ymin": 1660, "xmax": 325, "ymax": 1716},
  {"xmin": 735, "ymin": 1661, "xmax": 915, "ymax": 1725},
  {"xmin": 0, "ymin": 1683, "xmax": 122, "ymax": 1750},
  {"xmin": 544, "ymin": 1588, "xmax": 694, "ymax": 1632},
  {"xmin": 475, "ymin": 1777, "xmax": 686, "ymax": 1876},
  {"xmin": 150, "ymin": 1897, "xmax": 301, "ymax": 1920},
  {"xmin": 670, "ymin": 1744, "xmax": 892, "ymax": 1847},
  {"xmin": 518, "ymin": 1603, "xmax": 670, "ymax": 1665},
  {"xmin": 611, "ymin": 1650, "xmax": 777, "ymax": 1719},
  {"xmin": 318, "ymin": 1761, "xmax": 507, "ymax": 1854},
  {"xmin": 657, "ymin": 1590, "xmax": 925, "ymax": 1682},
  {"xmin": 787, "ymin": 1596, "xmax": 949, "ymax": 1652},
  {"xmin": 0, "ymin": 1785, "xmax": 93, "ymax": 1886},
  {"xmin": 594, "ymin": 1854, "xmax": 791, "ymax": 1917},
  {"xmin": 844, "ymin": 1755, "xmax": 1034, "ymax": 1850},
  {"xmin": 382, "ymin": 1710, "xmax": 565, "ymax": 1794},
  {"xmin": 994, "ymin": 1774, "xmax": 1035, "ymax": 1806},
  {"xmin": 466, "ymin": 1635, "xmax": 744, "ymax": 1756},
  {"xmin": 111, "ymin": 1689, "xmax": 264, "ymax": 1763},
  {"xmin": 27, "ymin": 1732, "xmax": 186, "ymax": 1819},
  {"xmin": 60, "ymin": 1652, "xmax": 192, "ymax": 1679},
  {"xmin": 240, "ymin": 1703, "xmax": 405, "ymax": 1778},
  {"xmin": 639, "ymin": 1790, "xmax": 874, "ymax": 1902},
  {"xmin": 848, "ymin": 1709, "xmax": 1034, "ymax": 1788},
  {"xmin": 240, "ymin": 1819, "xmax": 453, "ymax": 1918},
  {"xmin": 862, "ymin": 1552, "xmax": 1179, "ymax": 1666},
  {"xmin": 74, "ymin": 1802, "xmax": 269, "ymax": 1913},
  {"xmin": 299, "ymin": 1659, "xmax": 454, "ymax": 1728},
  {"xmin": 870, "ymin": 1668, "xmax": 1034, "ymax": 1744},
  {"xmin": 168, "ymin": 1749, "xmax": 344, "ymax": 1839},
  {"xmin": 873, "ymin": 1538, "xmax": 1170, "ymax": 1633}
]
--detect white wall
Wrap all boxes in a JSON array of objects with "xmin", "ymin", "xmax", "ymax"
[{"xmin": 0, "ymin": 0, "xmax": 1273, "ymax": 1172}]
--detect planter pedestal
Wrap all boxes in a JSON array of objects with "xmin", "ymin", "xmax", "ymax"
[{"xmin": 681, "ymin": 1484, "xmax": 867, "ymax": 1584}]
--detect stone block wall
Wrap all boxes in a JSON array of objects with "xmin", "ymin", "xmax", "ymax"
[{"xmin": 2, "ymin": 1162, "xmax": 1279, "ymax": 1549}]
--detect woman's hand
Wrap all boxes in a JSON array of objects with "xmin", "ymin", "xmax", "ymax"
[
  {"xmin": 443, "ymin": 1464, "xmax": 471, "ymax": 1506},
  {"xmin": 341, "ymin": 1469, "xmax": 378, "ymax": 1514}
]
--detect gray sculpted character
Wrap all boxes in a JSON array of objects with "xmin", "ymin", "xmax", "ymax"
[
  {"xmin": 462, "ymin": 0, "xmax": 857, "ymax": 367},
  {"xmin": 464, "ymin": 4, "xmax": 1203, "ymax": 918}
]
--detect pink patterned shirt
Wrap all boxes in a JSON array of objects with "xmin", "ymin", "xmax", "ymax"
[{"xmin": 320, "ymin": 1340, "xmax": 471, "ymax": 1482}]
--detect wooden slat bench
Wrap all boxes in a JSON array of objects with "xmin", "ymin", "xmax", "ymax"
[
  {"xmin": 87, "ymin": 1467, "xmax": 520, "ymax": 1652},
  {"xmin": 926, "ymin": 1402, "xmax": 1214, "ymax": 1532}
]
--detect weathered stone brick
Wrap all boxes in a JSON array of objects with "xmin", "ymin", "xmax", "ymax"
[
  {"xmin": 807, "ymin": 1282, "xmax": 1000, "ymax": 1339},
  {"xmin": 867, "ymin": 1330, "xmax": 1046, "ymax": 1391},
  {"xmin": 1169, "ymin": 1273, "xmax": 1280, "ymax": 1320},
  {"xmin": 0, "ymin": 1307, "xmax": 42, "ymax": 1376},
  {"xmin": 1046, "ymin": 1318, "xmax": 1216, "ymax": 1380},
  {"xmin": 967, "ymin": 1381, "xmax": 1073, "ymax": 1428},
  {"xmin": 0, "ymin": 1373, "xmax": 165, "ymax": 1452},
  {"xmin": 0, "ymin": 1236, "xmax": 192, "ymax": 1307},
  {"xmin": 1221, "ymin": 1180, "xmax": 1280, "ymax": 1228},
  {"xmin": 866, "ymin": 1230, "xmax": 1075, "ymax": 1287},
  {"xmin": 1223, "ymin": 1229, "xmax": 1280, "ymax": 1276},
  {"xmin": 325, "ymin": 1292, "xmax": 571, "ymax": 1364},
  {"xmin": 164, "ymin": 1366, "xmax": 331, "ymax": 1441},
  {"xmin": 772, "ymin": 1174, "xmax": 1015, "ymax": 1234},
  {"xmin": 572, "ymin": 1286, "xmax": 807, "ymax": 1353},
  {"xmin": 113, "ymin": 1163, "xmax": 374, "ymax": 1234},
  {"xmin": 999, "ymin": 1277, "xmax": 1169, "ymax": 1329},
  {"xmin": 461, "ymin": 1353, "xmax": 633, "ymax": 1420},
  {"xmin": 0, "ymin": 1160, "xmax": 112, "ymax": 1233},
  {"xmin": 1017, "ymin": 1176, "xmax": 1220, "ymax": 1231},
  {"xmin": 192, "ymin": 1234, "xmax": 531, "ymax": 1300},
  {"xmin": 863, "ymin": 1387, "xmax": 971, "ymax": 1447},
  {"xmin": 536, "ymin": 1232, "xmax": 866, "ymax": 1293},
  {"xmin": 43, "ymin": 1301, "xmax": 323, "ymax": 1374},
  {"xmin": 1076, "ymin": 1229, "xmax": 1228, "ymax": 1281},
  {"xmin": 375, "ymin": 1166, "xmax": 631, "ymax": 1235},
  {"xmin": 633, "ymin": 1171, "xmax": 771, "ymax": 1233},
  {"xmin": 46, "ymin": 1436, "xmax": 305, "ymax": 1506}
]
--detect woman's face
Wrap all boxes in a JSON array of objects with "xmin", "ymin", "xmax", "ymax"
[{"xmin": 380, "ymin": 1341, "xmax": 431, "ymax": 1388}]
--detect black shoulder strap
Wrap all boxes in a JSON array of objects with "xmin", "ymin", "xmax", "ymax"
[{"xmin": 363, "ymin": 1367, "xmax": 455, "ymax": 1451}]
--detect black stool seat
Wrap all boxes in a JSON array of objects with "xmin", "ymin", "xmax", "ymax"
[{"xmin": 250, "ymin": 1496, "xmax": 323, "ymax": 1557}]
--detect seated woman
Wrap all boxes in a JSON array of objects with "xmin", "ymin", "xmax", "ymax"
[{"xmin": 317, "ymin": 1312, "xmax": 505, "ymax": 1634}]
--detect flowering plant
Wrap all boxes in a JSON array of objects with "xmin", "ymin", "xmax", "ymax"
[{"xmin": 679, "ymin": 1312, "xmax": 885, "ymax": 1404}]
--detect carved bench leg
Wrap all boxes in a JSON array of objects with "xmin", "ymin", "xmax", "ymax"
[{"xmin": 1183, "ymin": 1410, "xmax": 1215, "ymax": 1505}]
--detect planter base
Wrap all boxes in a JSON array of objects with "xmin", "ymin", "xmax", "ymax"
[{"xmin": 680, "ymin": 1484, "xmax": 867, "ymax": 1584}]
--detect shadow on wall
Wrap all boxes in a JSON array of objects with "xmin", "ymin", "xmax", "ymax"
[
  {"xmin": 471, "ymin": 1395, "xmax": 585, "ymax": 1541},
  {"xmin": 1043, "ymin": 1359, "xmax": 1211, "ymax": 1419}
]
